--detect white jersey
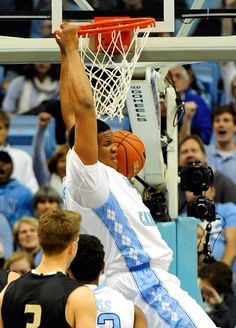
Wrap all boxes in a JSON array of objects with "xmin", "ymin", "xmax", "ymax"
[
  {"xmin": 89, "ymin": 284, "xmax": 134, "ymax": 328},
  {"xmin": 64, "ymin": 149, "xmax": 217, "ymax": 328},
  {"xmin": 64, "ymin": 149, "xmax": 172, "ymax": 278}
]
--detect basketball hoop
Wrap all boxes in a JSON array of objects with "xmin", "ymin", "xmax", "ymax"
[{"xmin": 77, "ymin": 17, "xmax": 156, "ymax": 121}]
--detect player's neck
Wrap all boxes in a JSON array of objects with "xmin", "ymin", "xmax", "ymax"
[{"xmin": 35, "ymin": 254, "xmax": 68, "ymax": 274}]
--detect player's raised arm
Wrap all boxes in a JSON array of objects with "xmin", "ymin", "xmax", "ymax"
[
  {"xmin": 56, "ymin": 29, "xmax": 74, "ymax": 133},
  {"xmin": 55, "ymin": 23, "xmax": 98, "ymax": 165}
]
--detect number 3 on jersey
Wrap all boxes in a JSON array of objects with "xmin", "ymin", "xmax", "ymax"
[
  {"xmin": 97, "ymin": 313, "xmax": 121, "ymax": 327},
  {"xmin": 24, "ymin": 304, "xmax": 42, "ymax": 328}
]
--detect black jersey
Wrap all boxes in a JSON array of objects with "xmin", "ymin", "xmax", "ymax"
[
  {"xmin": 2, "ymin": 271, "xmax": 83, "ymax": 328},
  {"xmin": 0, "ymin": 269, "xmax": 9, "ymax": 292}
]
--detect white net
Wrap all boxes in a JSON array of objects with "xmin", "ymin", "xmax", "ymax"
[{"xmin": 78, "ymin": 25, "xmax": 153, "ymax": 121}]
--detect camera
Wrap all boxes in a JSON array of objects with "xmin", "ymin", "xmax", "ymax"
[
  {"xmin": 179, "ymin": 161, "xmax": 214, "ymax": 195},
  {"xmin": 187, "ymin": 195, "xmax": 216, "ymax": 222},
  {"xmin": 143, "ymin": 189, "xmax": 169, "ymax": 222}
]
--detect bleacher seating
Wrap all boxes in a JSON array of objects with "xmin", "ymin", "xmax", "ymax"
[{"xmin": 8, "ymin": 115, "xmax": 56, "ymax": 157}]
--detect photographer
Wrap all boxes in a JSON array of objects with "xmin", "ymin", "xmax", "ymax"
[
  {"xmin": 182, "ymin": 183, "xmax": 236, "ymax": 296},
  {"xmin": 178, "ymin": 135, "xmax": 236, "ymax": 214}
]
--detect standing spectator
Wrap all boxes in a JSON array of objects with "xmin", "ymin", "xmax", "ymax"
[
  {"xmin": 0, "ymin": 209, "xmax": 97, "ymax": 328},
  {"xmin": 178, "ymin": 135, "xmax": 236, "ymax": 213},
  {"xmin": 0, "ymin": 151, "xmax": 33, "ymax": 228},
  {"xmin": 32, "ymin": 186, "xmax": 61, "ymax": 219},
  {"xmin": 13, "ymin": 216, "xmax": 41, "ymax": 267},
  {"xmin": 32, "ymin": 112, "xmax": 69, "ymax": 195},
  {"xmin": 0, "ymin": 111, "xmax": 38, "ymax": 193},
  {"xmin": 199, "ymin": 261, "xmax": 236, "ymax": 328},
  {"xmin": 69, "ymin": 234, "xmax": 147, "ymax": 328},
  {"xmin": 168, "ymin": 65, "xmax": 212, "ymax": 144},
  {"xmin": 205, "ymin": 105, "xmax": 236, "ymax": 184}
]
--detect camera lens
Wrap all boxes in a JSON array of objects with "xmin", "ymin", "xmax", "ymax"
[{"xmin": 196, "ymin": 203, "xmax": 208, "ymax": 218}]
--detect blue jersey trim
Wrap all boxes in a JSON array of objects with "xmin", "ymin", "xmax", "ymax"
[{"xmin": 93, "ymin": 192, "xmax": 197, "ymax": 327}]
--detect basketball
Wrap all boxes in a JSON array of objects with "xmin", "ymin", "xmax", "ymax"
[{"xmin": 113, "ymin": 130, "xmax": 146, "ymax": 180}]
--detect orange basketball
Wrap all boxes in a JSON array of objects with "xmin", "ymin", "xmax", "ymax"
[{"xmin": 113, "ymin": 130, "xmax": 146, "ymax": 179}]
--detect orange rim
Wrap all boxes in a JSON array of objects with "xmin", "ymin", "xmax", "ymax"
[{"xmin": 77, "ymin": 17, "xmax": 156, "ymax": 36}]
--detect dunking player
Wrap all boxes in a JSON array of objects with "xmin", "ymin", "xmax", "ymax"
[
  {"xmin": 0, "ymin": 209, "xmax": 96, "ymax": 328},
  {"xmin": 55, "ymin": 23, "xmax": 216, "ymax": 327},
  {"xmin": 69, "ymin": 234, "xmax": 147, "ymax": 328}
]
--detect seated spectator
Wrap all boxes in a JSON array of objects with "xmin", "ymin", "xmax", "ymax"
[
  {"xmin": 178, "ymin": 135, "xmax": 236, "ymax": 213},
  {"xmin": 199, "ymin": 261, "xmax": 236, "ymax": 328},
  {"xmin": 4, "ymin": 251, "xmax": 34, "ymax": 275},
  {"xmin": 0, "ymin": 111, "xmax": 38, "ymax": 193},
  {"xmin": 69, "ymin": 234, "xmax": 147, "ymax": 327},
  {"xmin": 32, "ymin": 186, "xmax": 61, "ymax": 219},
  {"xmin": 168, "ymin": 65, "xmax": 212, "ymax": 144},
  {"xmin": 13, "ymin": 216, "xmax": 41, "ymax": 266},
  {"xmin": 32, "ymin": 112, "xmax": 69, "ymax": 195},
  {"xmin": 0, "ymin": 151, "xmax": 33, "ymax": 227},
  {"xmin": 1, "ymin": 63, "xmax": 66, "ymax": 144},
  {"xmin": 205, "ymin": 105, "xmax": 236, "ymax": 184},
  {"xmin": 2, "ymin": 64, "xmax": 59, "ymax": 116}
]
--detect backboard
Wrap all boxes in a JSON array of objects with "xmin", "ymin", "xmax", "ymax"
[{"xmin": 69, "ymin": 0, "xmax": 175, "ymax": 33}]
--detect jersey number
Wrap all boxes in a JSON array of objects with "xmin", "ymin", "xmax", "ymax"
[
  {"xmin": 24, "ymin": 304, "xmax": 42, "ymax": 328},
  {"xmin": 97, "ymin": 313, "xmax": 121, "ymax": 327}
]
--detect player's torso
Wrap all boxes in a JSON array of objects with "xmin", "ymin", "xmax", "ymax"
[
  {"xmin": 65, "ymin": 163, "xmax": 172, "ymax": 276},
  {"xmin": 2, "ymin": 272, "xmax": 81, "ymax": 328}
]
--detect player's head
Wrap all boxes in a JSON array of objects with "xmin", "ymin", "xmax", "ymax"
[
  {"xmin": 38, "ymin": 209, "xmax": 81, "ymax": 260},
  {"xmin": 69, "ymin": 234, "xmax": 105, "ymax": 284},
  {"xmin": 69, "ymin": 119, "xmax": 117, "ymax": 170}
]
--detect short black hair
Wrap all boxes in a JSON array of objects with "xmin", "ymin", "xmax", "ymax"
[
  {"xmin": 69, "ymin": 234, "xmax": 105, "ymax": 283},
  {"xmin": 68, "ymin": 119, "xmax": 110, "ymax": 149},
  {"xmin": 0, "ymin": 151, "xmax": 13, "ymax": 164}
]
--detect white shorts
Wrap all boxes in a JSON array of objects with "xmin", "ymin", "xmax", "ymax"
[{"xmin": 106, "ymin": 266, "xmax": 216, "ymax": 328}]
